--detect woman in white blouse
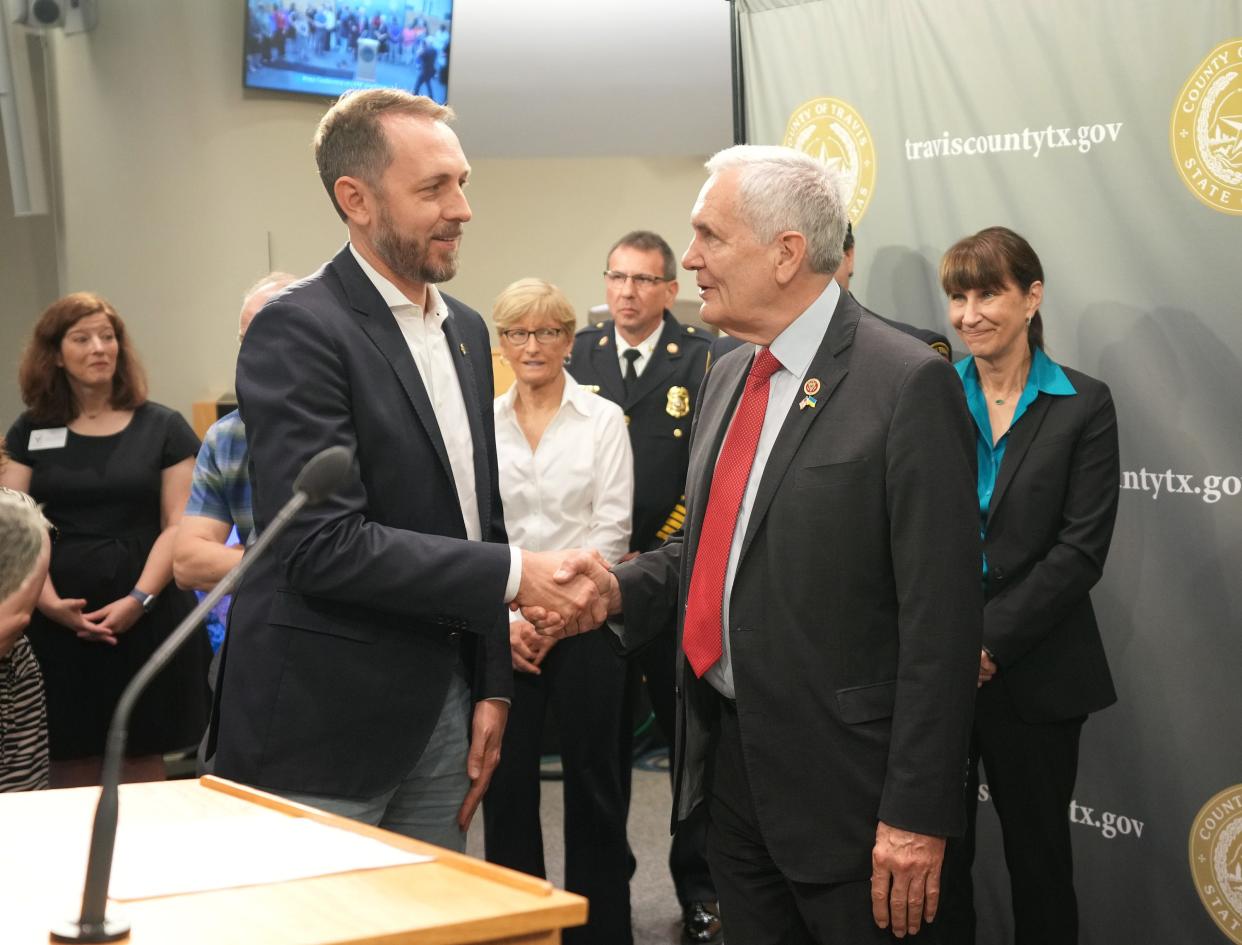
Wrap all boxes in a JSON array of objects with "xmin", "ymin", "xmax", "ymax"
[{"xmin": 482, "ymin": 279, "xmax": 635, "ymax": 945}]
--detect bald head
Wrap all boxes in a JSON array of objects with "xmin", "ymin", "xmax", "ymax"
[{"xmin": 239, "ymin": 272, "xmax": 296, "ymax": 339}]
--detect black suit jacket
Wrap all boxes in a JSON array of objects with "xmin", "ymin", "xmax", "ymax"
[
  {"xmin": 979, "ymin": 366, "xmax": 1119, "ymax": 723},
  {"xmin": 569, "ymin": 311, "xmax": 711, "ymax": 552},
  {"xmin": 210, "ymin": 246, "xmax": 512, "ymax": 798},
  {"xmin": 613, "ymin": 292, "xmax": 983, "ymax": 883}
]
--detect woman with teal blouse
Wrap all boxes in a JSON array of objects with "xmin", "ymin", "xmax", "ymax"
[{"xmin": 936, "ymin": 227, "xmax": 1120, "ymax": 945}]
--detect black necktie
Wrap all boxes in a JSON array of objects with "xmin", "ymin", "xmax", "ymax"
[{"xmin": 622, "ymin": 348, "xmax": 641, "ymax": 396}]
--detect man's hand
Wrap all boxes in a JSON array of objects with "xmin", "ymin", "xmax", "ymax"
[
  {"xmin": 552, "ymin": 548, "xmax": 622, "ymax": 620},
  {"xmin": 871, "ymin": 821, "xmax": 946, "ymax": 938},
  {"xmin": 510, "ymin": 618, "xmax": 556, "ymax": 674},
  {"xmin": 978, "ymin": 649, "xmax": 998, "ymax": 688},
  {"xmin": 457, "ymin": 698, "xmax": 509, "ymax": 832},
  {"xmin": 514, "ymin": 549, "xmax": 609, "ymax": 637}
]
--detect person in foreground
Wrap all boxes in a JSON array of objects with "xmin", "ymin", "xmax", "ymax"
[
  {"xmin": 2, "ymin": 293, "xmax": 207, "ymax": 787},
  {"xmin": 207, "ymin": 89, "xmax": 603, "ymax": 852},
  {"xmin": 483, "ymin": 278, "xmax": 635, "ymax": 945},
  {"xmin": 544, "ymin": 145, "xmax": 983, "ymax": 942},
  {"xmin": 935, "ymin": 227, "xmax": 1119, "ymax": 945},
  {"xmin": 0, "ymin": 478, "xmax": 53, "ymax": 792}
]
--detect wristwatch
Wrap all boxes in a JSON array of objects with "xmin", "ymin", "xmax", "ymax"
[{"xmin": 127, "ymin": 588, "xmax": 157, "ymax": 613}]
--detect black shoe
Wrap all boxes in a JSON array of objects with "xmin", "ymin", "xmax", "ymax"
[{"xmin": 682, "ymin": 901, "xmax": 722, "ymax": 944}]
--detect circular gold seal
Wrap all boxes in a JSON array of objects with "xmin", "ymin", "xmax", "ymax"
[
  {"xmin": 1171, "ymin": 39, "xmax": 1242, "ymax": 215},
  {"xmin": 784, "ymin": 97, "xmax": 877, "ymax": 224},
  {"xmin": 1190, "ymin": 783, "xmax": 1242, "ymax": 944}
]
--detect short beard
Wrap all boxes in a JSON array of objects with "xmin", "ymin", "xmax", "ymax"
[{"xmin": 374, "ymin": 203, "xmax": 461, "ymax": 285}]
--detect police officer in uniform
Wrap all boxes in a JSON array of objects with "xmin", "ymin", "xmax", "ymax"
[{"xmin": 569, "ymin": 230, "xmax": 718, "ymax": 943}]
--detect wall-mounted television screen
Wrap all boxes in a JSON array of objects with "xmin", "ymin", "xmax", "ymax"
[{"xmin": 244, "ymin": 2, "xmax": 454, "ymax": 104}]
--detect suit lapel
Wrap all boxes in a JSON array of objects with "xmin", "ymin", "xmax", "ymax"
[
  {"xmin": 441, "ymin": 308, "xmax": 490, "ymax": 538},
  {"xmin": 335, "ymin": 248, "xmax": 456, "ymax": 489},
  {"xmin": 988, "ymin": 394, "xmax": 1053, "ymax": 519},
  {"xmin": 738, "ymin": 299, "xmax": 859, "ymax": 563}
]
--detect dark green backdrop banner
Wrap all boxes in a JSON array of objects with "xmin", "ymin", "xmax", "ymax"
[{"xmin": 737, "ymin": 1, "xmax": 1242, "ymax": 942}]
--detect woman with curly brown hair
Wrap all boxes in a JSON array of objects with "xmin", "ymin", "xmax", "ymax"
[{"xmin": 1, "ymin": 292, "xmax": 209, "ymax": 787}]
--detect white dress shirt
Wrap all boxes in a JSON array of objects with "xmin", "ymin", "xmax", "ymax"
[
  {"xmin": 615, "ymin": 320, "xmax": 665, "ymax": 379},
  {"xmin": 350, "ymin": 245, "xmax": 522, "ymax": 598},
  {"xmin": 704, "ymin": 280, "xmax": 841, "ymax": 698},
  {"xmin": 496, "ymin": 372, "xmax": 634, "ymax": 619}
]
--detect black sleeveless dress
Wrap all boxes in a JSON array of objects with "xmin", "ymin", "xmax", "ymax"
[{"xmin": 5, "ymin": 403, "xmax": 210, "ymax": 759}]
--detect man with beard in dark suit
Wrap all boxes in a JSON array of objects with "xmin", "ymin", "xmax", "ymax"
[{"xmin": 209, "ymin": 89, "xmax": 603, "ymax": 852}]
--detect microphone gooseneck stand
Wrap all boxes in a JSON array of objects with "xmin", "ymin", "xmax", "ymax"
[{"xmin": 51, "ymin": 445, "xmax": 352, "ymax": 943}]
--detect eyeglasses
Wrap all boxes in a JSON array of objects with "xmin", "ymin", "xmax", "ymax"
[
  {"xmin": 499, "ymin": 327, "xmax": 565, "ymax": 345},
  {"xmin": 603, "ymin": 270, "xmax": 670, "ymax": 288}
]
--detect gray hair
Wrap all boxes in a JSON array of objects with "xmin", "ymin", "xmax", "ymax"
[
  {"xmin": 704, "ymin": 145, "xmax": 847, "ymax": 275},
  {"xmin": 0, "ymin": 489, "xmax": 49, "ymax": 601},
  {"xmin": 242, "ymin": 271, "xmax": 297, "ymax": 308},
  {"xmin": 607, "ymin": 230, "xmax": 677, "ymax": 281}
]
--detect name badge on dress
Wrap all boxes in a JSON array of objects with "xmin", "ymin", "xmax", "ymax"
[{"xmin": 28, "ymin": 427, "xmax": 68, "ymax": 451}]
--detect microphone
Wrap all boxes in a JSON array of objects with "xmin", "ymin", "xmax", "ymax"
[{"xmin": 51, "ymin": 445, "xmax": 353, "ymax": 943}]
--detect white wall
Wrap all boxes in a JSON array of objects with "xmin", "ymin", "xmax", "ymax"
[
  {"xmin": 0, "ymin": 0, "xmax": 730, "ymax": 421},
  {"xmin": 0, "ymin": 30, "xmax": 58, "ymax": 428}
]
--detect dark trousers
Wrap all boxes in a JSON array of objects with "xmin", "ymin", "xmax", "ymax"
[
  {"xmin": 483, "ymin": 630, "xmax": 631, "ymax": 945},
  {"xmin": 939, "ymin": 679, "xmax": 1084, "ymax": 945},
  {"xmin": 706, "ymin": 697, "xmax": 942, "ymax": 944},
  {"xmin": 618, "ymin": 626, "xmax": 715, "ymax": 906}
]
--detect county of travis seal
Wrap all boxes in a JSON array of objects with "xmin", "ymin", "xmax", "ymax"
[
  {"xmin": 1170, "ymin": 38, "xmax": 1242, "ymax": 215},
  {"xmin": 784, "ymin": 97, "xmax": 876, "ymax": 224},
  {"xmin": 1190, "ymin": 783, "xmax": 1242, "ymax": 944}
]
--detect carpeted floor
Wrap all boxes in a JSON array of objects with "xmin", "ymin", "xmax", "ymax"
[{"xmin": 466, "ymin": 759, "xmax": 689, "ymax": 944}]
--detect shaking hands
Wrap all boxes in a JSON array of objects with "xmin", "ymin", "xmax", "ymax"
[{"xmin": 513, "ymin": 548, "xmax": 623, "ymax": 638}]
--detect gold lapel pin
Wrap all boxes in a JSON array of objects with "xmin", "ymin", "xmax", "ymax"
[
  {"xmin": 803, "ymin": 378, "xmax": 821, "ymax": 396},
  {"xmin": 598, "ymin": 335, "xmax": 610, "ymax": 347},
  {"xmin": 666, "ymin": 342, "xmax": 680, "ymax": 355},
  {"xmin": 459, "ymin": 342, "xmax": 468, "ymax": 356}
]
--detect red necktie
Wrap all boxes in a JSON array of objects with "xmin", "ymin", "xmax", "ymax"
[{"xmin": 682, "ymin": 348, "xmax": 783, "ymax": 677}]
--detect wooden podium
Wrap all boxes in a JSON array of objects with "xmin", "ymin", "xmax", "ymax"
[{"xmin": 0, "ymin": 776, "xmax": 586, "ymax": 944}]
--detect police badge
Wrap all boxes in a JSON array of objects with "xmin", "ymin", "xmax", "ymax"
[{"xmin": 666, "ymin": 386, "xmax": 690, "ymax": 419}]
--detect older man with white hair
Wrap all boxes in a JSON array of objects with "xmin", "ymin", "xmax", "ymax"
[{"xmin": 549, "ymin": 145, "xmax": 983, "ymax": 942}]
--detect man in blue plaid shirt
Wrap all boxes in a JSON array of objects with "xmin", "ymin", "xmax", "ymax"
[{"xmin": 174, "ymin": 272, "xmax": 295, "ymax": 647}]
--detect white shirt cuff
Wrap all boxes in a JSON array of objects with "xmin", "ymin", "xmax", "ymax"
[{"xmin": 504, "ymin": 545, "xmax": 522, "ymax": 603}]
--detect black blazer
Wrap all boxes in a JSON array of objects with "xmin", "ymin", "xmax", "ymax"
[
  {"xmin": 613, "ymin": 292, "xmax": 983, "ymax": 884},
  {"xmin": 210, "ymin": 246, "xmax": 512, "ymax": 799},
  {"xmin": 979, "ymin": 365, "xmax": 1119, "ymax": 723}
]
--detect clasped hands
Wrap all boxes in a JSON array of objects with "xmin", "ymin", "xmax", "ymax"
[{"xmin": 512, "ymin": 548, "xmax": 622, "ymax": 638}]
